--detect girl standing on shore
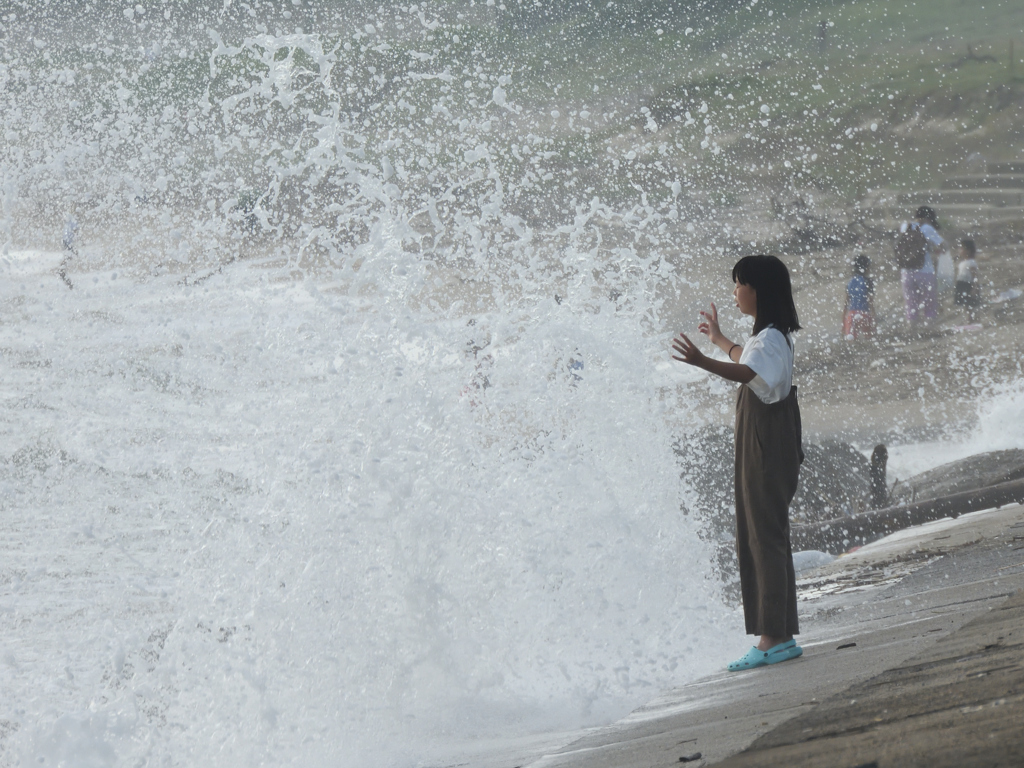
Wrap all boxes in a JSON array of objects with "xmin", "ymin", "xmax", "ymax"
[{"xmin": 672, "ymin": 255, "xmax": 805, "ymax": 671}]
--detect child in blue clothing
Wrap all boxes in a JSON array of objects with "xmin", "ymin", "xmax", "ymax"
[{"xmin": 843, "ymin": 254, "xmax": 874, "ymax": 340}]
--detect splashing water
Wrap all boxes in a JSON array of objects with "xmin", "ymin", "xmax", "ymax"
[
  {"xmin": 1, "ymin": 4, "xmax": 738, "ymax": 766},
  {"xmin": 885, "ymin": 377, "xmax": 1024, "ymax": 481}
]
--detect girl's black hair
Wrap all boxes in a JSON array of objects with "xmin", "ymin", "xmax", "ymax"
[
  {"xmin": 732, "ymin": 255, "xmax": 801, "ymax": 337},
  {"xmin": 958, "ymin": 237, "xmax": 976, "ymax": 258}
]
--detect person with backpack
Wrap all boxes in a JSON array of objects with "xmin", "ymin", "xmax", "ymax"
[{"xmin": 894, "ymin": 206, "xmax": 944, "ymax": 325}]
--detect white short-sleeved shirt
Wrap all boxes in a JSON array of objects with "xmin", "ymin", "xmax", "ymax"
[
  {"xmin": 739, "ymin": 327, "xmax": 794, "ymax": 404},
  {"xmin": 956, "ymin": 258, "xmax": 978, "ymax": 285}
]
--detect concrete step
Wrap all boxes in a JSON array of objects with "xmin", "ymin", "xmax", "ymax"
[
  {"xmin": 860, "ymin": 189, "xmax": 1024, "ymax": 208},
  {"xmin": 942, "ymin": 174, "xmax": 1024, "ymax": 190},
  {"xmin": 897, "ymin": 189, "xmax": 1024, "ymax": 207},
  {"xmin": 855, "ymin": 205, "xmax": 1024, "ymax": 228},
  {"xmin": 988, "ymin": 161, "xmax": 1024, "ymax": 175}
]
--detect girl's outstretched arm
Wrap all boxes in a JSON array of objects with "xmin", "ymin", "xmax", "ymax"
[
  {"xmin": 672, "ymin": 303, "xmax": 755, "ymax": 383},
  {"xmin": 672, "ymin": 333, "xmax": 756, "ymax": 383},
  {"xmin": 696, "ymin": 302, "xmax": 743, "ymax": 358}
]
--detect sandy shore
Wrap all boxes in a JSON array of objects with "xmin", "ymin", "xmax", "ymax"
[{"xmin": 518, "ymin": 502, "xmax": 1024, "ymax": 767}]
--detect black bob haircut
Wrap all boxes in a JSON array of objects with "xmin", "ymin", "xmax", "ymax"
[{"xmin": 732, "ymin": 255, "xmax": 802, "ymax": 337}]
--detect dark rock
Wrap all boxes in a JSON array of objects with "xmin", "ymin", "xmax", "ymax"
[
  {"xmin": 674, "ymin": 425, "xmax": 735, "ymax": 533},
  {"xmin": 891, "ymin": 449, "xmax": 1024, "ymax": 505},
  {"xmin": 793, "ymin": 441, "xmax": 872, "ymax": 522},
  {"xmin": 675, "ymin": 427, "xmax": 873, "ymax": 534},
  {"xmin": 792, "ymin": 477, "xmax": 1024, "ymax": 554}
]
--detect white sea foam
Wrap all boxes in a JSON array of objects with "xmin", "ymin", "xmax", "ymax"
[
  {"xmin": 884, "ymin": 379, "xmax": 1024, "ymax": 482},
  {"xmin": 0, "ymin": 8, "xmax": 745, "ymax": 763},
  {"xmin": 0, "ymin": 247, "xmax": 737, "ymax": 767}
]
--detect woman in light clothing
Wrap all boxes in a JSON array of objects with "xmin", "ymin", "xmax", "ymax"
[{"xmin": 899, "ymin": 206, "xmax": 945, "ymax": 324}]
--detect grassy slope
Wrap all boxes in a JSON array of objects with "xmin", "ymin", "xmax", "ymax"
[{"xmin": 507, "ymin": 0, "xmax": 1024, "ymax": 207}]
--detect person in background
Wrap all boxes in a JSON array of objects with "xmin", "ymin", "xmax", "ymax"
[
  {"xmin": 954, "ymin": 237, "xmax": 982, "ymax": 323},
  {"xmin": 935, "ymin": 233, "xmax": 956, "ymax": 296},
  {"xmin": 869, "ymin": 444, "xmax": 889, "ymax": 509},
  {"xmin": 843, "ymin": 254, "xmax": 874, "ymax": 340},
  {"xmin": 58, "ymin": 214, "xmax": 78, "ymax": 290},
  {"xmin": 62, "ymin": 216, "xmax": 78, "ymax": 253},
  {"xmin": 897, "ymin": 206, "xmax": 945, "ymax": 325}
]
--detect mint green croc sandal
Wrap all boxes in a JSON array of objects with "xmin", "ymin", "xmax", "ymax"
[
  {"xmin": 727, "ymin": 639, "xmax": 799, "ymax": 672},
  {"xmin": 767, "ymin": 641, "xmax": 803, "ymax": 665},
  {"xmin": 727, "ymin": 646, "xmax": 771, "ymax": 671}
]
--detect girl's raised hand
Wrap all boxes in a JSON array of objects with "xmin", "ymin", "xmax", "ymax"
[
  {"xmin": 697, "ymin": 302, "xmax": 723, "ymax": 345},
  {"xmin": 671, "ymin": 332, "xmax": 706, "ymax": 368}
]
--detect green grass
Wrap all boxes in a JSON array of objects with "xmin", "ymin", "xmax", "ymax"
[{"xmin": 496, "ymin": 0, "xmax": 1024, "ymax": 201}]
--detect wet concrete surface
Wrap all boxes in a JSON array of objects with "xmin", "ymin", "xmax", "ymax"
[
  {"xmin": 718, "ymin": 587, "xmax": 1024, "ymax": 767},
  {"xmin": 524, "ymin": 504, "xmax": 1024, "ymax": 768}
]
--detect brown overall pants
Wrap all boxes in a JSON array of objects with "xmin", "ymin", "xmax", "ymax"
[{"xmin": 734, "ymin": 384, "xmax": 804, "ymax": 637}]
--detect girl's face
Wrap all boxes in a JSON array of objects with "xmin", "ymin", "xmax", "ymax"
[{"xmin": 734, "ymin": 280, "xmax": 757, "ymax": 317}]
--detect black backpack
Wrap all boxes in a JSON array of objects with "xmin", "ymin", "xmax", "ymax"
[{"xmin": 894, "ymin": 223, "xmax": 927, "ymax": 270}]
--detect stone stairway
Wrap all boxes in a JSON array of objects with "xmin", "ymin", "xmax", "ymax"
[{"xmin": 858, "ymin": 162, "xmax": 1024, "ymax": 237}]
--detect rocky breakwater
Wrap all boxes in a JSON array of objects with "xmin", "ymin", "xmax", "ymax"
[
  {"xmin": 676, "ymin": 427, "xmax": 876, "ymax": 581},
  {"xmin": 679, "ymin": 427, "xmax": 1024, "ymax": 564},
  {"xmin": 793, "ymin": 449, "xmax": 1024, "ymax": 554}
]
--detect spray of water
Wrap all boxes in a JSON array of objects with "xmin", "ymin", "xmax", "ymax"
[{"xmin": 1, "ymin": 3, "xmax": 738, "ymax": 766}]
